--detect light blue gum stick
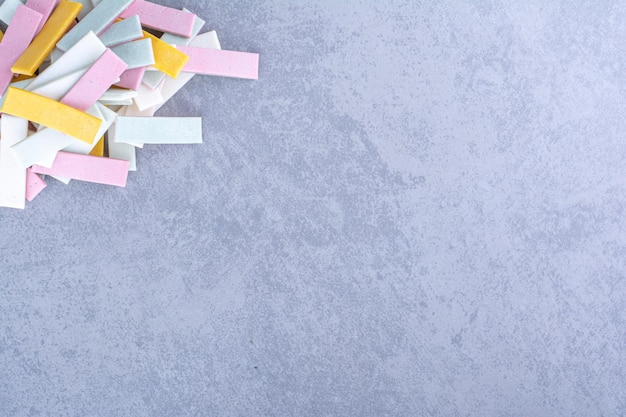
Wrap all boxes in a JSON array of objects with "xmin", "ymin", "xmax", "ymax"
[
  {"xmin": 114, "ymin": 117, "xmax": 203, "ymax": 145},
  {"xmin": 56, "ymin": 0, "xmax": 133, "ymax": 51},
  {"xmin": 110, "ymin": 38, "xmax": 155, "ymax": 69},
  {"xmin": 98, "ymin": 15, "xmax": 142, "ymax": 47}
]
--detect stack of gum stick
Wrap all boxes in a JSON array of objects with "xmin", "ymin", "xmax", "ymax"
[{"xmin": 0, "ymin": 0, "xmax": 259, "ymax": 209}]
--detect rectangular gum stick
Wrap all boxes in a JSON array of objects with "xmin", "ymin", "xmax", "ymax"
[
  {"xmin": 111, "ymin": 38, "xmax": 155, "ymax": 69},
  {"xmin": 142, "ymin": 30, "xmax": 189, "ymax": 79},
  {"xmin": 12, "ymin": 1, "xmax": 84, "ymax": 76},
  {"xmin": 27, "ymin": 31, "xmax": 107, "ymax": 92},
  {"xmin": 155, "ymin": 31, "xmax": 221, "ymax": 112},
  {"xmin": 56, "ymin": 0, "xmax": 134, "ymax": 51},
  {"xmin": 0, "ymin": 115, "xmax": 29, "ymax": 209},
  {"xmin": 114, "ymin": 116, "xmax": 202, "ymax": 145},
  {"xmin": 160, "ymin": 8, "xmax": 204, "ymax": 46},
  {"xmin": 98, "ymin": 15, "xmax": 142, "ymax": 47},
  {"xmin": 11, "ymin": 127, "xmax": 74, "ymax": 168},
  {"xmin": 0, "ymin": 6, "xmax": 43, "ymax": 95},
  {"xmin": 1, "ymin": 87, "xmax": 102, "ymax": 144},
  {"xmin": 61, "ymin": 49, "xmax": 128, "ymax": 111},
  {"xmin": 178, "ymin": 46, "xmax": 259, "ymax": 80},
  {"xmin": 26, "ymin": 169, "xmax": 47, "ymax": 202},
  {"xmin": 31, "ymin": 151, "xmax": 130, "ymax": 187},
  {"xmin": 119, "ymin": 0, "xmax": 195, "ymax": 37},
  {"xmin": 24, "ymin": 0, "xmax": 58, "ymax": 33}
]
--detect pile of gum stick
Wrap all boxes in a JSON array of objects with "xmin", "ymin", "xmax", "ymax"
[{"xmin": 0, "ymin": 0, "xmax": 259, "ymax": 209}]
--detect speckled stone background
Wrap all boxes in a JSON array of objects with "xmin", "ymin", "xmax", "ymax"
[{"xmin": 1, "ymin": 0, "xmax": 626, "ymax": 416}]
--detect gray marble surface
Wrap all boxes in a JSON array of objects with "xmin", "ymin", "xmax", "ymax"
[{"xmin": 2, "ymin": 1, "xmax": 626, "ymax": 415}]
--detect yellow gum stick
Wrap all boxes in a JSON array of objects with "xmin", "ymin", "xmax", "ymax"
[
  {"xmin": 89, "ymin": 136, "xmax": 105, "ymax": 157},
  {"xmin": 1, "ymin": 87, "xmax": 101, "ymax": 144},
  {"xmin": 142, "ymin": 30, "xmax": 189, "ymax": 79},
  {"xmin": 12, "ymin": 1, "xmax": 83, "ymax": 76}
]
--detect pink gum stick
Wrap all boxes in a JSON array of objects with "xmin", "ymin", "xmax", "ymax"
[
  {"xmin": 0, "ymin": 6, "xmax": 42, "ymax": 95},
  {"xmin": 26, "ymin": 169, "xmax": 47, "ymax": 202},
  {"xmin": 119, "ymin": 0, "xmax": 195, "ymax": 37},
  {"xmin": 25, "ymin": 0, "xmax": 57, "ymax": 33},
  {"xmin": 31, "ymin": 152, "xmax": 130, "ymax": 187},
  {"xmin": 115, "ymin": 66, "xmax": 146, "ymax": 90},
  {"xmin": 177, "ymin": 46, "xmax": 259, "ymax": 80},
  {"xmin": 61, "ymin": 49, "xmax": 128, "ymax": 111}
]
